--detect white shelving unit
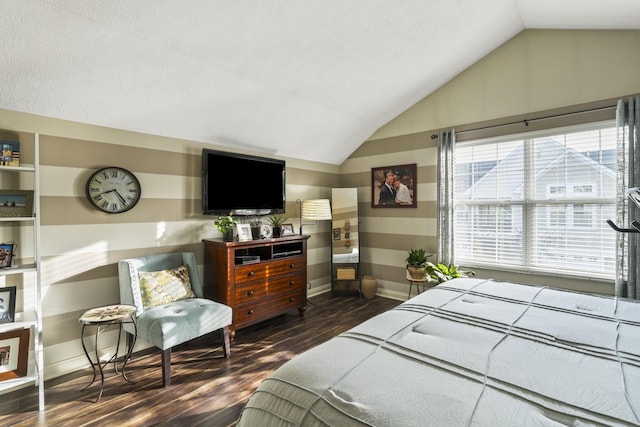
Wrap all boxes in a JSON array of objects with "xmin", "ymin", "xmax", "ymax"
[{"xmin": 0, "ymin": 133, "xmax": 43, "ymax": 410}]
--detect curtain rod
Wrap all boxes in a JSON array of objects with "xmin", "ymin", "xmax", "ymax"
[{"xmin": 430, "ymin": 104, "xmax": 616, "ymax": 139}]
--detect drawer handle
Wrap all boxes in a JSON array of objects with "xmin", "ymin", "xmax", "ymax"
[
  {"xmin": 289, "ymin": 297, "xmax": 295, "ymax": 302},
  {"xmin": 247, "ymin": 271, "xmax": 255, "ymax": 277},
  {"xmin": 247, "ymin": 290, "xmax": 255, "ymax": 296},
  {"xmin": 289, "ymin": 280, "xmax": 295, "ymax": 286},
  {"xmin": 289, "ymin": 263, "xmax": 296, "ymax": 268},
  {"xmin": 248, "ymin": 309, "xmax": 254, "ymax": 315}
]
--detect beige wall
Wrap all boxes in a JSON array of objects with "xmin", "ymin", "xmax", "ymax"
[
  {"xmin": 346, "ymin": 29, "xmax": 640, "ymax": 299},
  {"xmin": 0, "ymin": 109, "xmax": 338, "ymax": 380}
]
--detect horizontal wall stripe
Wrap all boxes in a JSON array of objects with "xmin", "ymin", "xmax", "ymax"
[
  {"xmin": 348, "ymin": 130, "xmax": 435, "ymax": 160},
  {"xmin": 364, "ymin": 232, "xmax": 436, "ymax": 254},
  {"xmin": 41, "ymin": 135, "xmax": 201, "ymax": 176}
]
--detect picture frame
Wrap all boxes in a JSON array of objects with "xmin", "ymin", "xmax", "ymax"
[
  {"xmin": 0, "ymin": 190, "xmax": 34, "ymax": 218},
  {"xmin": 0, "ymin": 140, "xmax": 20, "ymax": 167},
  {"xmin": 0, "ymin": 286, "xmax": 16, "ymax": 323},
  {"xmin": 236, "ymin": 223, "xmax": 253, "ymax": 242},
  {"xmin": 280, "ymin": 223, "xmax": 295, "ymax": 236},
  {"xmin": 0, "ymin": 328, "xmax": 30, "ymax": 381},
  {"xmin": 333, "ymin": 228, "xmax": 341, "ymax": 240},
  {"xmin": 0, "ymin": 242, "xmax": 15, "ymax": 269},
  {"xmin": 371, "ymin": 164, "xmax": 417, "ymax": 208}
]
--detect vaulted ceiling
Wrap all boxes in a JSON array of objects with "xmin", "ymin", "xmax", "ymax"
[{"xmin": 1, "ymin": 1, "xmax": 639, "ymax": 164}]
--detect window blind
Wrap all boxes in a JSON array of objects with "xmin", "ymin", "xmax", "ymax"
[{"xmin": 454, "ymin": 122, "xmax": 617, "ymax": 279}]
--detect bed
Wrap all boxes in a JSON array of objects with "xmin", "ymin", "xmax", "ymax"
[{"xmin": 236, "ymin": 278, "xmax": 640, "ymax": 426}]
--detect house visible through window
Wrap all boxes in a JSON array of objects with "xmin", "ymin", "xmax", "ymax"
[{"xmin": 454, "ymin": 122, "xmax": 617, "ymax": 279}]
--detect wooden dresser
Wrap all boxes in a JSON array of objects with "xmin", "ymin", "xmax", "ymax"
[{"xmin": 202, "ymin": 235, "xmax": 309, "ymax": 337}]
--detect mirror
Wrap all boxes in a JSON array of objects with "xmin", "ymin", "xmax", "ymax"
[{"xmin": 331, "ymin": 188, "xmax": 359, "ymax": 264}]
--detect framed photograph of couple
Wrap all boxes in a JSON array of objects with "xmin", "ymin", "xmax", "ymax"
[
  {"xmin": 0, "ymin": 327, "xmax": 30, "ymax": 381},
  {"xmin": 371, "ymin": 164, "xmax": 417, "ymax": 208}
]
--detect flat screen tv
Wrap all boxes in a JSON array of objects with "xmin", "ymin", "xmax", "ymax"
[{"xmin": 202, "ymin": 148, "xmax": 286, "ymax": 216}]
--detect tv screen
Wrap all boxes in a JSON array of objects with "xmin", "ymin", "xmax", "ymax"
[{"xmin": 202, "ymin": 148, "xmax": 286, "ymax": 216}]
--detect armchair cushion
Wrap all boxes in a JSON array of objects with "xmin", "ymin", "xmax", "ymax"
[
  {"xmin": 136, "ymin": 297, "xmax": 232, "ymax": 350},
  {"xmin": 138, "ymin": 264, "xmax": 196, "ymax": 309}
]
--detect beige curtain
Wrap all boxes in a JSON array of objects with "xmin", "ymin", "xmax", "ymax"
[
  {"xmin": 615, "ymin": 96, "xmax": 640, "ymax": 299},
  {"xmin": 436, "ymin": 130, "xmax": 455, "ymax": 265}
]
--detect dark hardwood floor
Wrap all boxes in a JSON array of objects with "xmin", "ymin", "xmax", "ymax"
[{"xmin": 0, "ymin": 293, "xmax": 400, "ymax": 427}]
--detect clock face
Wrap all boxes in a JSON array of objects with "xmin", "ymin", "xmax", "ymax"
[
  {"xmin": 260, "ymin": 224, "xmax": 272, "ymax": 239},
  {"xmin": 86, "ymin": 167, "xmax": 141, "ymax": 213}
]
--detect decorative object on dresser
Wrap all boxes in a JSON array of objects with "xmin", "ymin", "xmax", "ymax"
[
  {"xmin": 248, "ymin": 217, "xmax": 262, "ymax": 240},
  {"xmin": 117, "ymin": 252, "xmax": 232, "ymax": 387},
  {"xmin": 266, "ymin": 214, "xmax": 287, "ymax": 238},
  {"xmin": 202, "ymin": 235, "xmax": 309, "ymax": 339},
  {"xmin": 280, "ymin": 223, "xmax": 295, "ymax": 236},
  {"xmin": 85, "ymin": 166, "xmax": 141, "ymax": 214},
  {"xmin": 236, "ymin": 223, "xmax": 252, "ymax": 242},
  {"xmin": 214, "ymin": 212, "xmax": 237, "ymax": 242}
]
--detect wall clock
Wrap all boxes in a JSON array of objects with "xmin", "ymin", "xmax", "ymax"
[{"xmin": 86, "ymin": 167, "xmax": 141, "ymax": 214}]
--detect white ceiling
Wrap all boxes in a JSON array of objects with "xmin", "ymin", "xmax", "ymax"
[{"xmin": 1, "ymin": 1, "xmax": 639, "ymax": 164}]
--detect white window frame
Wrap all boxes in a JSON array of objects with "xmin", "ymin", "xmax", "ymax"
[{"xmin": 454, "ymin": 121, "xmax": 617, "ymax": 280}]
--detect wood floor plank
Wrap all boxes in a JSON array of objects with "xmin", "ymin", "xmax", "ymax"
[{"xmin": 0, "ymin": 293, "xmax": 400, "ymax": 427}]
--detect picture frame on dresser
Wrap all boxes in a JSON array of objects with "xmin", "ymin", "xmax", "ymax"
[
  {"xmin": 0, "ymin": 328, "xmax": 30, "ymax": 380},
  {"xmin": 0, "ymin": 286, "xmax": 16, "ymax": 323},
  {"xmin": 0, "ymin": 190, "xmax": 34, "ymax": 218},
  {"xmin": 236, "ymin": 224, "xmax": 252, "ymax": 242},
  {"xmin": 280, "ymin": 223, "xmax": 295, "ymax": 236}
]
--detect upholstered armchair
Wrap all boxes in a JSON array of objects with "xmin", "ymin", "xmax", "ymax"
[{"xmin": 118, "ymin": 252, "xmax": 232, "ymax": 387}]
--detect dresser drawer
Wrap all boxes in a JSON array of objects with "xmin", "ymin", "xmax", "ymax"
[
  {"xmin": 234, "ymin": 290, "xmax": 305, "ymax": 326},
  {"xmin": 234, "ymin": 257, "xmax": 304, "ymax": 285},
  {"xmin": 235, "ymin": 274, "xmax": 304, "ymax": 304}
]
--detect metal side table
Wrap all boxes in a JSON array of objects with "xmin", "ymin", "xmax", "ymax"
[{"xmin": 79, "ymin": 304, "xmax": 137, "ymax": 402}]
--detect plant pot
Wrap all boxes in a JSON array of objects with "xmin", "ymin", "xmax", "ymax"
[
  {"xmin": 222, "ymin": 229, "xmax": 234, "ymax": 242},
  {"xmin": 361, "ymin": 275, "xmax": 377, "ymax": 299},
  {"xmin": 251, "ymin": 226, "xmax": 261, "ymax": 240},
  {"xmin": 407, "ymin": 266, "xmax": 426, "ymax": 280},
  {"xmin": 272, "ymin": 226, "xmax": 281, "ymax": 238}
]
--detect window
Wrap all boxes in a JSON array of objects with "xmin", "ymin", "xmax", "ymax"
[{"xmin": 454, "ymin": 122, "xmax": 617, "ymax": 279}]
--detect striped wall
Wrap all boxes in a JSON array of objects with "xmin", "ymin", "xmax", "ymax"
[{"xmin": 0, "ymin": 109, "xmax": 339, "ymax": 380}]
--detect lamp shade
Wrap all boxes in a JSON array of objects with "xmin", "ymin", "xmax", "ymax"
[{"xmin": 301, "ymin": 199, "xmax": 332, "ymax": 220}]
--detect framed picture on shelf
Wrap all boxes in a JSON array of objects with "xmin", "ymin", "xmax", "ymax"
[
  {"xmin": 0, "ymin": 242, "xmax": 14, "ymax": 269},
  {"xmin": 371, "ymin": 163, "xmax": 417, "ymax": 208},
  {"xmin": 236, "ymin": 223, "xmax": 253, "ymax": 242},
  {"xmin": 0, "ymin": 286, "xmax": 16, "ymax": 323},
  {"xmin": 0, "ymin": 328, "xmax": 30, "ymax": 381},
  {"xmin": 0, "ymin": 190, "xmax": 33, "ymax": 218},
  {"xmin": 0, "ymin": 140, "xmax": 20, "ymax": 167},
  {"xmin": 333, "ymin": 228, "xmax": 341, "ymax": 240},
  {"xmin": 280, "ymin": 224, "xmax": 295, "ymax": 236}
]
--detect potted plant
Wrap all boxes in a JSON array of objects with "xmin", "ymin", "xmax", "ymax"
[
  {"xmin": 425, "ymin": 262, "xmax": 475, "ymax": 284},
  {"xmin": 405, "ymin": 248, "xmax": 431, "ymax": 279},
  {"xmin": 267, "ymin": 214, "xmax": 287, "ymax": 238},
  {"xmin": 214, "ymin": 212, "xmax": 237, "ymax": 242},
  {"xmin": 249, "ymin": 217, "xmax": 262, "ymax": 240}
]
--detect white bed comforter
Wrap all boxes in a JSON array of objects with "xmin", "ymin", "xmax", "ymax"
[{"xmin": 237, "ymin": 278, "xmax": 640, "ymax": 426}]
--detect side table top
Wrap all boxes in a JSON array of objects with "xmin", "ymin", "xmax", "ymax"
[{"xmin": 79, "ymin": 304, "xmax": 136, "ymax": 324}]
